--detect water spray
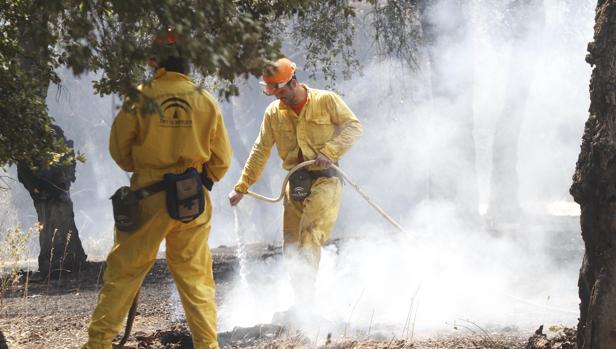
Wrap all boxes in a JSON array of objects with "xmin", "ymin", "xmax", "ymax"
[{"xmin": 232, "ymin": 206, "xmax": 250, "ymax": 285}]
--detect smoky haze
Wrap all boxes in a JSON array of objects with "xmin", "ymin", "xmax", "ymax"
[
  {"xmin": 218, "ymin": 0, "xmax": 591, "ymax": 335},
  {"xmin": 5, "ymin": 0, "xmax": 592, "ymax": 338}
]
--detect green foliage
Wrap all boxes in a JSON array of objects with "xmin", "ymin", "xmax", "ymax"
[
  {"xmin": 292, "ymin": 1, "xmax": 361, "ymax": 84},
  {"xmin": 0, "ymin": 59, "xmax": 64, "ymax": 166},
  {"xmin": 0, "ymin": 0, "xmax": 365, "ymax": 166},
  {"xmin": 372, "ymin": 0, "xmax": 423, "ymax": 69},
  {"xmin": 1, "ymin": 1, "xmax": 67, "ymax": 166}
]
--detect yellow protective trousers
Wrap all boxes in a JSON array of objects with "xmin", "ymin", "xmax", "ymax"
[
  {"xmin": 282, "ymin": 176, "xmax": 342, "ymax": 305},
  {"xmin": 84, "ymin": 176, "xmax": 218, "ymax": 349}
]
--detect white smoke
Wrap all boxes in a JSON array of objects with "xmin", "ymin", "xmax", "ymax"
[
  {"xmin": 218, "ymin": 0, "xmax": 592, "ymax": 338},
  {"xmin": 3, "ymin": 0, "xmax": 593, "ymax": 339}
]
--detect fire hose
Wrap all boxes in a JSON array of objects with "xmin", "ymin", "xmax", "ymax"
[
  {"xmin": 246, "ymin": 160, "xmax": 406, "ymax": 233},
  {"xmin": 117, "ymin": 160, "xmax": 405, "ymax": 347}
]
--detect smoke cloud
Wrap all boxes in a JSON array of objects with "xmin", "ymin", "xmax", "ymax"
[
  {"xmin": 217, "ymin": 0, "xmax": 592, "ymax": 337},
  {"xmin": 3, "ymin": 0, "xmax": 593, "ymax": 339}
]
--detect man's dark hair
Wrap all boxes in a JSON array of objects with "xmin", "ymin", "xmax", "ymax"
[{"xmin": 159, "ymin": 56, "xmax": 190, "ymax": 75}]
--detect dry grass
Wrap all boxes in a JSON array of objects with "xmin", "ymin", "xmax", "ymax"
[{"xmin": 0, "ymin": 225, "xmax": 35, "ymax": 305}]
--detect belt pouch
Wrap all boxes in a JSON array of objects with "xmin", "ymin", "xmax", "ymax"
[
  {"xmin": 164, "ymin": 167, "xmax": 205, "ymax": 222},
  {"xmin": 111, "ymin": 186, "xmax": 141, "ymax": 232},
  {"xmin": 289, "ymin": 168, "xmax": 313, "ymax": 201}
]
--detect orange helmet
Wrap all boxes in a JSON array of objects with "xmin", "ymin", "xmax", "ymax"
[
  {"xmin": 148, "ymin": 27, "xmax": 183, "ymax": 68},
  {"xmin": 260, "ymin": 58, "xmax": 297, "ymax": 95},
  {"xmin": 153, "ymin": 27, "xmax": 177, "ymax": 45}
]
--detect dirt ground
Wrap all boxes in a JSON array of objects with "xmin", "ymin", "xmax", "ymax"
[{"xmin": 0, "ymin": 242, "xmax": 577, "ymax": 349}]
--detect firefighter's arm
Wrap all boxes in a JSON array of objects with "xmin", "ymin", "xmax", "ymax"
[
  {"xmin": 320, "ymin": 93, "xmax": 363, "ymax": 162},
  {"xmin": 206, "ymin": 104, "xmax": 233, "ymax": 182},
  {"xmin": 109, "ymin": 108, "xmax": 139, "ymax": 172},
  {"xmin": 233, "ymin": 113, "xmax": 275, "ymax": 193}
]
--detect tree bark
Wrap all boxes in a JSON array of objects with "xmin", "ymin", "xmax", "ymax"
[
  {"xmin": 15, "ymin": 4, "xmax": 87, "ymax": 276},
  {"xmin": 570, "ymin": 1, "xmax": 616, "ymax": 347},
  {"xmin": 32, "ymin": 199, "xmax": 87, "ymax": 275},
  {"xmin": 17, "ymin": 125, "xmax": 87, "ymax": 276}
]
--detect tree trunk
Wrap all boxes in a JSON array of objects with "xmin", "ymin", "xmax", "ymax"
[
  {"xmin": 487, "ymin": 0, "xmax": 544, "ymax": 221},
  {"xmin": 17, "ymin": 126, "xmax": 87, "ymax": 276},
  {"xmin": 570, "ymin": 1, "xmax": 616, "ymax": 347},
  {"xmin": 419, "ymin": 0, "xmax": 479, "ymax": 218},
  {"xmin": 32, "ymin": 198, "xmax": 87, "ymax": 276},
  {"xmin": 15, "ymin": 6, "xmax": 87, "ymax": 276},
  {"xmin": 488, "ymin": 76, "xmax": 527, "ymax": 220}
]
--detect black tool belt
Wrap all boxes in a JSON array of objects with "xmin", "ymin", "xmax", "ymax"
[
  {"xmin": 308, "ymin": 167, "xmax": 338, "ymax": 179},
  {"xmin": 135, "ymin": 164, "xmax": 214, "ymax": 199},
  {"xmin": 134, "ymin": 180, "xmax": 166, "ymax": 200},
  {"xmin": 111, "ymin": 164, "xmax": 214, "ymax": 231}
]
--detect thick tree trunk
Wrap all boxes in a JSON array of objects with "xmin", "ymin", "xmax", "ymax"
[
  {"xmin": 17, "ymin": 126, "xmax": 87, "ymax": 276},
  {"xmin": 488, "ymin": 80, "xmax": 527, "ymax": 220},
  {"xmin": 16, "ymin": 6, "xmax": 87, "ymax": 276},
  {"xmin": 32, "ymin": 199, "xmax": 87, "ymax": 275},
  {"xmin": 419, "ymin": 0, "xmax": 479, "ymax": 218},
  {"xmin": 570, "ymin": 1, "xmax": 616, "ymax": 348},
  {"xmin": 487, "ymin": 0, "xmax": 544, "ymax": 221}
]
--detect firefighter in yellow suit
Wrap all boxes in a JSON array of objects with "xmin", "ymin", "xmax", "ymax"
[
  {"xmin": 228, "ymin": 58, "xmax": 362, "ymax": 309},
  {"xmin": 84, "ymin": 32, "xmax": 232, "ymax": 349}
]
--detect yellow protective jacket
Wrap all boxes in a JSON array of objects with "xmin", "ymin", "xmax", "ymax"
[
  {"xmin": 110, "ymin": 68, "xmax": 232, "ymax": 186},
  {"xmin": 234, "ymin": 85, "xmax": 362, "ymax": 193}
]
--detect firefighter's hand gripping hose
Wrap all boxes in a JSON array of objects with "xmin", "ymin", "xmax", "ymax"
[{"xmin": 245, "ymin": 160, "xmax": 407, "ymax": 233}]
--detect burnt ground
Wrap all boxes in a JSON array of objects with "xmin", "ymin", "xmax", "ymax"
[{"xmin": 0, "ymin": 221, "xmax": 581, "ymax": 349}]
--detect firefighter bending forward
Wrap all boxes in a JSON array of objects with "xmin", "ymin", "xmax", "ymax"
[
  {"xmin": 228, "ymin": 58, "xmax": 362, "ymax": 309},
  {"xmin": 83, "ymin": 32, "xmax": 232, "ymax": 349}
]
